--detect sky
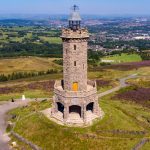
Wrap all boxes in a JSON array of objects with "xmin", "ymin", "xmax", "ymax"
[{"xmin": 0, "ymin": 0, "xmax": 150, "ymax": 15}]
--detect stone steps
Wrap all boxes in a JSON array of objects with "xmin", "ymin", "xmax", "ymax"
[
  {"xmin": 85, "ymin": 111, "xmax": 98, "ymax": 123},
  {"xmin": 52, "ymin": 111, "xmax": 64, "ymax": 122},
  {"xmin": 66, "ymin": 113, "xmax": 84, "ymax": 124}
]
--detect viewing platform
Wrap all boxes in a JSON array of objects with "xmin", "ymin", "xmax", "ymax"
[
  {"xmin": 61, "ymin": 28, "xmax": 89, "ymax": 39},
  {"xmin": 54, "ymin": 80, "xmax": 97, "ymax": 98}
]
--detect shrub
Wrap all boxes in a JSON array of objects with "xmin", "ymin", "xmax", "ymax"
[{"xmin": 114, "ymin": 87, "xmax": 150, "ymax": 103}]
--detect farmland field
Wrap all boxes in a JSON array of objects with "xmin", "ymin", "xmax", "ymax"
[
  {"xmin": 102, "ymin": 53, "xmax": 142, "ymax": 63},
  {"xmin": 0, "ymin": 26, "xmax": 62, "ymax": 57},
  {"xmin": 39, "ymin": 36, "xmax": 61, "ymax": 44}
]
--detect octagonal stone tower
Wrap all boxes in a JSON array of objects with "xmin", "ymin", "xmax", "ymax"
[{"xmin": 51, "ymin": 5, "xmax": 103, "ymax": 126}]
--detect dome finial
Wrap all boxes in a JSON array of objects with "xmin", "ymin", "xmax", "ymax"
[{"xmin": 73, "ymin": 4, "xmax": 79, "ymax": 12}]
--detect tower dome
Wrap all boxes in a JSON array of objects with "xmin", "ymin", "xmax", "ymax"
[{"xmin": 69, "ymin": 5, "xmax": 81, "ymax": 30}]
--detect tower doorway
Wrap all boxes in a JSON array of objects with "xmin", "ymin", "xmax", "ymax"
[
  {"xmin": 72, "ymin": 82, "xmax": 78, "ymax": 91},
  {"xmin": 69, "ymin": 105, "xmax": 81, "ymax": 117},
  {"xmin": 86, "ymin": 102, "xmax": 94, "ymax": 112}
]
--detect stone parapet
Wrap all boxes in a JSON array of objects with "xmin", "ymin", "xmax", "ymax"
[
  {"xmin": 61, "ymin": 28, "xmax": 89, "ymax": 39},
  {"xmin": 87, "ymin": 80, "xmax": 97, "ymax": 88},
  {"xmin": 54, "ymin": 80, "xmax": 97, "ymax": 98}
]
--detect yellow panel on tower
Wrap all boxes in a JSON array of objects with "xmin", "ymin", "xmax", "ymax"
[{"xmin": 72, "ymin": 82, "xmax": 78, "ymax": 91}]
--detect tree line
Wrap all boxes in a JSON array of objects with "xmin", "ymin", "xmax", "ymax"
[
  {"xmin": 140, "ymin": 52, "xmax": 150, "ymax": 60},
  {"xmin": 0, "ymin": 42, "xmax": 62, "ymax": 58},
  {"xmin": 0, "ymin": 69, "xmax": 61, "ymax": 82}
]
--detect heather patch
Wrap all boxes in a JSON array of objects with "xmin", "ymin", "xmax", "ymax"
[
  {"xmin": 127, "ymin": 77, "xmax": 150, "ymax": 88},
  {"xmin": 110, "ymin": 61, "xmax": 150, "ymax": 71},
  {"xmin": 0, "ymin": 80, "xmax": 55, "ymax": 94},
  {"xmin": 96, "ymin": 79, "xmax": 112, "ymax": 87},
  {"xmin": 93, "ymin": 61, "xmax": 150, "ymax": 71},
  {"xmin": 114, "ymin": 87, "xmax": 150, "ymax": 106}
]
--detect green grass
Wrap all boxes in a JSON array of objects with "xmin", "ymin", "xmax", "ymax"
[
  {"xmin": 9, "ymin": 37, "xmax": 24, "ymax": 42},
  {"xmin": 0, "ymin": 61, "xmax": 149, "ymax": 103},
  {"xmin": 26, "ymin": 33, "xmax": 32, "ymax": 38},
  {"xmin": 8, "ymin": 100, "xmax": 51, "ymax": 121},
  {"xmin": 0, "ymin": 90, "xmax": 50, "ymax": 102},
  {"xmin": 127, "ymin": 76, "xmax": 150, "ymax": 88},
  {"xmin": 11, "ymin": 115, "xmax": 140, "ymax": 150},
  {"xmin": 102, "ymin": 53, "xmax": 142, "ymax": 63},
  {"xmin": 142, "ymin": 141, "xmax": 150, "ymax": 150},
  {"xmin": 97, "ymin": 85, "xmax": 114, "ymax": 93},
  {"xmin": 8, "ymin": 93, "xmax": 150, "ymax": 150},
  {"xmin": 39, "ymin": 36, "xmax": 61, "ymax": 44},
  {"xmin": 10, "ymin": 135, "xmax": 32, "ymax": 150},
  {"xmin": 0, "ymin": 57, "xmax": 62, "ymax": 75}
]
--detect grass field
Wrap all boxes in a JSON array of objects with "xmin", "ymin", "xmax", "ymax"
[
  {"xmin": 142, "ymin": 142, "xmax": 150, "ymax": 150},
  {"xmin": 0, "ymin": 58, "xmax": 149, "ymax": 102},
  {"xmin": 127, "ymin": 76, "xmax": 150, "ymax": 88},
  {"xmin": 0, "ymin": 90, "xmax": 50, "ymax": 102},
  {"xmin": 8, "ymin": 93, "xmax": 150, "ymax": 150},
  {"xmin": 102, "ymin": 53, "xmax": 142, "ymax": 63},
  {"xmin": 0, "ymin": 57, "xmax": 62, "ymax": 75},
  {"xmin": 0, "ymin": 57, "xmax": 149, "ymax": 149},
  {"xmin": 39, "ymin": 36, "xmax": 61, "ymax": 44},
  {"xmin": 0, "ymin": 26, "xmax": 61, "ymax": 48}
]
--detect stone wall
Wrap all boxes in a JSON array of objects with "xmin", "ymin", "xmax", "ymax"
[
  {"xmin": 51, "ymin": 27, "xmax": 102, "ymax": 125},
  {"xmin": 54, "ymin": 80, "xmax": 97, "ymax": 98},
  {"xmin": 53, "ymin": 79, "xmax": 100, "ymax": 118},
  {"xmin": 62, "ymin": 29, "xmax": 89, "ymax": 91},
  {"xmin": 61, "ymin": 28, "xmax": 89, "ymax": 39}
]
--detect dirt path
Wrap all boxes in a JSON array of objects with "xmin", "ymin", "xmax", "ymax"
[
  {"xmin": 0, "ymin": 98, "xmax": 47, "ymax": 150},
  {"xmin": 98, "ymin": 74, "xmax": 137, "ymax": 97}
]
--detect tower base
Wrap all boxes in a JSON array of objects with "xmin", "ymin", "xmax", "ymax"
[
  {"xmin": 42, "ymin": 107, "xmax": 104, "ymax": 127},
  {"xmin": 49, "ymin": 80, "xmax": 104, "ymax": 126}
]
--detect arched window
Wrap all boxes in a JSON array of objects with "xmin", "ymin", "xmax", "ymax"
[
  {"xmin": 57, "ymin": 102, "xmax": 64, "ymax": 113},
  {"xmin": 86, "ymin": 102, "xmax": 94, "ymax": 112},
  {"xmin": 69, "ymin": 105, "xmax": 81, "ymax": 117}
]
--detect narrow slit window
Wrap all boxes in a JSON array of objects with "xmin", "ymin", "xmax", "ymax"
[
  {"xmin": 83, "ymin": 64, "xmax": 84, "ymax": 69},
  {"xmin": 74, "ymin": 61, "xmax": 76, "ymax": 66},
  {"xmin": 74, "ymin": 45, "xmax": 76, "ymax": 50}
]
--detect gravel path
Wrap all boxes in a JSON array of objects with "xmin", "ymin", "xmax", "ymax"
[
  {"xmin": 0, "ymin": 98, "xmax": 48, "ymax": 150},
  {"xmin": 0, "ymin": 100, "xmax": 31, "ymax": 150},
  {"xmin": 98, "ymin": 74, "xmax": 137, "ymax": 97}
]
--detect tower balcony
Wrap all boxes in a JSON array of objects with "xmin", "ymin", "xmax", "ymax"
[
  {"xmin": 61, "ymin": 28, "xmax": 89, "ymax": 39},
  {"xmin": 54, "ymin": 80, "xmax": 97, "ymax": 98}
]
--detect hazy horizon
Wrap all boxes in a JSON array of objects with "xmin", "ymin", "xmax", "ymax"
[
  {"xmin": 0, "ymin": 0, "xmax": 150, "ymax": 16},
  {"xmin": 0, "ymin": 14, "xmax": 150, "ymax": 20}
]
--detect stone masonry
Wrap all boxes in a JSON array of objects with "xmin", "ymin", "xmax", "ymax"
[{"xmin": 51, "ymin": 5, "xmax": 103, "ymax": 126}]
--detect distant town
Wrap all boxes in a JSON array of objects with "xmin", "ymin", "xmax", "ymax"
[{"xmin": 0, "ymin": 15, "xmax": 149, "ymax": 58}]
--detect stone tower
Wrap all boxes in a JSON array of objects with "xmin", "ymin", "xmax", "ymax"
[{"xmin": 51, "ymin": 5, "xmax": 103, "ymax": 126}]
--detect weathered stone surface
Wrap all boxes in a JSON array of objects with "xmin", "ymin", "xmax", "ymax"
[{"xmin": 51, "ymin": 28, "xmax": 103, "ymax": 126}]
